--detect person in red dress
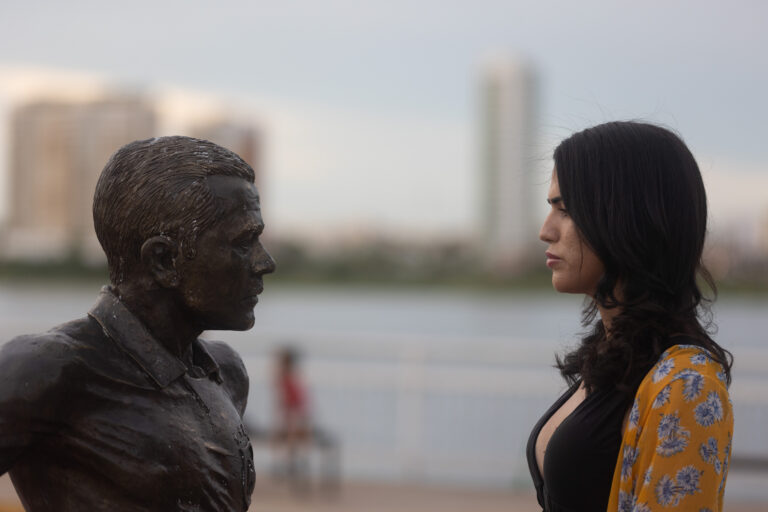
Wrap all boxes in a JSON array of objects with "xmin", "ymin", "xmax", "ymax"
[{"xmin": 274, "ymin": 347, "xmax": 311, "ymax": 480}]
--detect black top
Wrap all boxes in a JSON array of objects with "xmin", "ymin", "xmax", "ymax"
[
  {"xmin": 0, "ymin": 288, "xmax": 255, "ymax": 511},
  {"xmin": 526, "ymin": 381, "xmax": 632, "ymax": 512}
]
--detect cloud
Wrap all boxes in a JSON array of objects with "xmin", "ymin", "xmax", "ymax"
[{"xmin": 236, "ymin": 96, "xmax": 474, "ymax": 236}]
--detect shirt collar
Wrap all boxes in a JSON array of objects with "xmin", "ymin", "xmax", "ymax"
[{"xmin": 88, "ymin": 286, "xmax": 221, "ymax": 388}]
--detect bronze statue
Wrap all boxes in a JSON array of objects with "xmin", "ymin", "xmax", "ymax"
[{"xmin": 0, "ymin": 136, "xmax": 275, "ymax": 511}]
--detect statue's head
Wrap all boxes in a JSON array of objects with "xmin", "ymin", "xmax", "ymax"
[{"xmin": 93, "ymin": 136, "xmax": 275, "ymax": 330}]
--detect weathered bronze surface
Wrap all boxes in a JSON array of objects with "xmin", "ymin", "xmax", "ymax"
[{"xmin": 0, "ymin": 136, "xmax": 275, "ymax": 511}]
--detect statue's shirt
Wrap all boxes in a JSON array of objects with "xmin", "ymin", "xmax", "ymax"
[{"xmin": 0, "ymin": 288, "xmax": 255, "ymax": 511}]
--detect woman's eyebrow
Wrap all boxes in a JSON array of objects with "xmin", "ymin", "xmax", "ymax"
[{"xmin": 547, "ymin": 196, "xmax": 563, "ymax": 206}]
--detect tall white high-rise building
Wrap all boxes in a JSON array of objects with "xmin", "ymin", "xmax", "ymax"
[
  {"xmin": 0, "ymin": 70, "xmax": 266, "ymax": 266},
  {"xmin": 5, "ymin": 96, "xmax": 157, "ymax": 263},
  {"xmin": 479, "ymin": 57, "xmax": 538, "ymax": 273}
]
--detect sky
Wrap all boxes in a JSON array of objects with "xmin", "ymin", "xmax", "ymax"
[{"xmin": 0, "ymin": 0, "xmax": 766, "ymax": 238}]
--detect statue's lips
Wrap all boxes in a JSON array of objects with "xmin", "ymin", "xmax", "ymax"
[{"xmin": 242, "ymin": 291, "xmax": 262, "ymax": 306}]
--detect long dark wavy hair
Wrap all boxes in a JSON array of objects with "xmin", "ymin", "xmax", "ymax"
[{"xmin": 553, "ymin": 121, "xmax": 732, "ymax": 394}]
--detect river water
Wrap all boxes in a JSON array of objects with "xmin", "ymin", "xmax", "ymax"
[{"xmin": 1, "ymin": 282, "xmax": 766, "ymax": 502}]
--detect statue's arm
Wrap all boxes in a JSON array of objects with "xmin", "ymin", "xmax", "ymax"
[{"xmin": 0, "ymin": 334, "xmax": 70, "ymax": 474}]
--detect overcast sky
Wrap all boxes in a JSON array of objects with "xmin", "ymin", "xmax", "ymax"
[{"xmin": 0, "ymin": 0, "xmax": 766, "ymax": 236}]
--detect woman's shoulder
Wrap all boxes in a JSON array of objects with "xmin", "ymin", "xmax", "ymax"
[
  {"xmin": 646, "ymin": 344, "xmax": 727, "ymax": 387},
  {"xmin": 630, "ymin": 343, "xmax": 731, "ymax": 422},
  {"xmin": 617, "ymin": 344, "xmax": 733, "ymax": 511}
]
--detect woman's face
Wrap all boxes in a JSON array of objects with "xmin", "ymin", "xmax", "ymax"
[{"xmin": 539, "ymin": 170, "xmax": 605, "ymax": 296}]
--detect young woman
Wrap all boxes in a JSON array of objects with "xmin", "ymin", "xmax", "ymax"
[{"xmin": 526, "ymin": 121, "xmax": 733, "ymax": 512}]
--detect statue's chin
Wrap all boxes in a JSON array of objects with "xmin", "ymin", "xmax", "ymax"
[{"xmin": 203, "ymin": 312, "xmax": 256, "ymax": 332}]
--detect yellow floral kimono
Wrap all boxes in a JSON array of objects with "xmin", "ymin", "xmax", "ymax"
[{"xmin": 607, "ymin": 345, "xmax": 733, "ymax": 511}]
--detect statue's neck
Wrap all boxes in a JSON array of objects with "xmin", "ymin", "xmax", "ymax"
[{"xmin": 113, "ymin": 283, "xmax": 202, "ymax": 360}]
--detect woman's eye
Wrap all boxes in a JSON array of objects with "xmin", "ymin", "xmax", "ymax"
[{"xmin": 559, "ymin": 208, "xmax": 569, "ymax": 218}]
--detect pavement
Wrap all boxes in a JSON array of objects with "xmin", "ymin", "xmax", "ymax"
[
  {"xmin": 2, "ymin": 473, "xmax": 766, "ymax": 512},
  {"xmin": 0, "ymin": 474, "xmax": 540, "ymax": 512}
]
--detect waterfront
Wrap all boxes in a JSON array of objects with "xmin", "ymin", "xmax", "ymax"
[{"xmin": 1, "ymin": 282, "xmax": 767, "ymax": 506}]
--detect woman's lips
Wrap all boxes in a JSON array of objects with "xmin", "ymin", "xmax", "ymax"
[{"xmin": 545, "ymin": 251, "xmax": 562, "ymax": 268}]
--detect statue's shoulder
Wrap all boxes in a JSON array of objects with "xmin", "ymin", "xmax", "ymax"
[
  {"xmin": 200, "ymin": 338, "xmax": 240, "ymax": 359},
  {"xmin": 1, "ymin": 316, "xmax": 100, "ymax": 367},
  {"xmin": 200, "ymin": 339, "xmax": 249, "ymax": 415},
  {"xmin": 0, "ymin": 316, "xmax": 100, "ymax": 402}
]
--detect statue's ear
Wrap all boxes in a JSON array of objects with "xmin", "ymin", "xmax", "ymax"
[{"xmin": 140, "ymin": 236, "xmax": 180, "ymax": 288}]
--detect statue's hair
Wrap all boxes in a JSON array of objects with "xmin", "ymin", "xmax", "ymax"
[{"xmin": 93, "ymin": 136, "xmax": 255, "ymax": 284}]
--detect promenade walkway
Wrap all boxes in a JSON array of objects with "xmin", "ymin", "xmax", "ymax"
[{"xmin": 1, "ymin": 474, "xmax": 766, "ymax": 512}]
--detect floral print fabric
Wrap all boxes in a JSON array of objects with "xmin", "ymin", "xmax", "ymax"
[{"xmin": 608, "ymin": 345, "xmax": 733, "ymax": 511}]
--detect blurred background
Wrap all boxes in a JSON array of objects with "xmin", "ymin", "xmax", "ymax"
[{"xmin": 0, "ymin": 1, "xmax": 766, "ymax": 511}]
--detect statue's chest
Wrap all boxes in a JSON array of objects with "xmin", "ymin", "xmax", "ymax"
[{"xmin": 65, "ymin": 373, "xmax": 254, "ymax": 510}]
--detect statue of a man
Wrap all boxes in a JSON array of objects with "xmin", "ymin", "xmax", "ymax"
[{"xmin": 0, "ymin": 136, "xmax": 275, "ymax": 511}]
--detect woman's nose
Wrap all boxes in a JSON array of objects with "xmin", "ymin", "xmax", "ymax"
[{"xmin": 539, "ymin": 212, "xmax": 557, "ymax": 243}]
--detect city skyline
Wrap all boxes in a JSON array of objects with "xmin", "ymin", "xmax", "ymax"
[
  {"xmin": 0, "ymin": 0, "xmax": 765, "ymax": 246},
  {"xmin": 0, "ymin": 65, "xmax": 764, "ymax": 247}
]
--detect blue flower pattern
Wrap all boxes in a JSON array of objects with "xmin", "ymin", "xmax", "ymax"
[
  {"xmin": 652, "ymin": 359, "xmax": 674, "ymax": 383},
  {"xmin": 694, "ymin": 391, "xmax": 724, "ymax": 427},
  {"xmin": 652, "ymin": 385, "xmax": 670, "ymax": 409},
  {"xmin": 671, "ymin": 368, "xmax": 704, "ymax": 402},
  {"xmin": 718, "ymin": 434, "xmax": 731, "ymax": 495},
  {"xmin": 656, "ymin": 412, "xmax": 690, "ymax": 457},
  {"xmin": 643, "ymin": 467, "xmax": 653, "ymax": 487},
  {"xmin": 628, "ymin": 399, "xmax": 640, "ymax": 430},
  {"xmin": 621, "ymin": 446, "xmax": 639, "ymax": 480},
  {"xmin": 690, "ymin": 352, "xmax": 709, "ymax": 365},
  {"xmin": 619, "ymin": 490, "xmax": 652, "ymax": 512},
  {"xmin": 676, "ymin": 465, "xmax": 702, "ymax": 495},
  {"xmin": 654, "ymin": 466, "xmax": 702, "ymax": 506},
  {"xmin": 655, "ymin": 474, "xmax": 678, "ymax": 506},
  {"xmin": 610, "ymin": 346, "xmax": 732, "ymax": 512},
  {"xmin": 699, "ymin": 437, "xmax": 722, "ymax": 474}
]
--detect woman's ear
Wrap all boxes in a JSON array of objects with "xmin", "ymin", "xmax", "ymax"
[{"xmin": 140, "ymin": 236, "xmax": 180, "ymax": 288}]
